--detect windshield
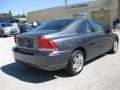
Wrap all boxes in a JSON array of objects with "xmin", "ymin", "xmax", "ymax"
[
  {"xmin": 1, "ymin": 23, "xmax": 12, "ymax": 27},
  {"xmin": 32, "ymin": 20, "xmax": 74, "ymax": 31}
]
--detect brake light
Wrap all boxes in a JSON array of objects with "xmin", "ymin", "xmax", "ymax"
[{"xmin": 38, "ymin": 36, "xmax": 58, "ymax": 52}]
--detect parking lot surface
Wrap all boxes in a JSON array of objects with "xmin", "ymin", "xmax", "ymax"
[{"xmin": 0, "ymin": 32, "xmax": 120, "ymax": 90}]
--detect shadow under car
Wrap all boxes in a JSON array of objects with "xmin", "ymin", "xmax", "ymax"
[{"xmin": 1, "ymin": 54, "xmax": 106, "ymax": 83}]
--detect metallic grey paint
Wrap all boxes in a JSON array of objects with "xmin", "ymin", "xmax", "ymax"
[{"xmin": 13, "ymin": 19, "xmax": 119, "ymax": 71}]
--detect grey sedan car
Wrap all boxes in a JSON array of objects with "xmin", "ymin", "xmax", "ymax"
[
  {"xmin": 13, "ymin": 19, "xmax": 119, "ymax": 75},
  {"xmin": 0, "ymin": 23, "xmax": 20, "ymax": 37}
]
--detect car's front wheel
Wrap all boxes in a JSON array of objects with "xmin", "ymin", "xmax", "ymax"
[
  {"xmin": 66, "ymin": 50, "xmax": 85, "ymax": 76},
  {"xmin": 110, "ymin": 39, "xmax": 118, "ymax": 54},
  {"xmin": 1, "ymin": 31, "xmax": 5, "ymax": 37}
]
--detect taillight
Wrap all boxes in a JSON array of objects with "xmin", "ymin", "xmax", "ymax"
[{"xmin": 38, "ymin": 36, "xmax": 58, "ymax": 52}]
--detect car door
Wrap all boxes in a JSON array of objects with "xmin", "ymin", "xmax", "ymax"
[
  {"xmin": 76, "ymin": 20, "xmax": 103, "ymax": 60},
  {"xmin": 90, "ymin": 20, "xmax": 113, "ymax": 55}
]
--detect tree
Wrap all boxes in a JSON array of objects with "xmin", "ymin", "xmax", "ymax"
[
  {"xmin": 14, "ymin": 14, "xmax": 26, "ymax": 18},
  {"xmin": 0, "ymin": 13, "xmax": 12, "ymax": 18},
  {"xmin": 9, "ymin": 10, "xmax": 13, "ymax": 17}
]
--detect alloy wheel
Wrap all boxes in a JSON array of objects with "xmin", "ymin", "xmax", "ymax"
[
  {"xmin": 72, "ymin": 53, "xmax": 84, "ymax": 73},
  {"xmin": 113, "ymin": 40, "xmax": 118, "ymax": 52}
]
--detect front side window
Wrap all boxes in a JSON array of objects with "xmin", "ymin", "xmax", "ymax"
[
  {"xmin": 76, "ymin": 20, "xmax": 94, "ymax": 34},
  {"xmin": 1, "ymin": 23, "xmax": 12, "ymax": 27},
  {"xmin": 92, "ymin": 20, "xmax": 105, "ymax": 32}
]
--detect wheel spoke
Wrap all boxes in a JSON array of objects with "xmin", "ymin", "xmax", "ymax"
[{"xmin": 73, "ymin": 63, "xmax": 77, "ymax": 70}]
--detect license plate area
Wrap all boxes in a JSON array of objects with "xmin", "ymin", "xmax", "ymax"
[{"xmin": 17, "ymin": 38, "xmax": 33, "ymax": 48}]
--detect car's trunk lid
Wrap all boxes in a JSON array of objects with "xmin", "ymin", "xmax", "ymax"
[{"xmin": 16, "ymin": 30, "xmax": 57, "ymax": 51}]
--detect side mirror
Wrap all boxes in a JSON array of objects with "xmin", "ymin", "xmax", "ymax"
[{"xmin": 104, "ymin": 25, "xmax": 112, "ymax": 33}]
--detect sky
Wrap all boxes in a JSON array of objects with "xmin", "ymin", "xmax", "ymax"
[{"xmin": 0, "ymin": 0, "xmax": 95, "ymax": 15}]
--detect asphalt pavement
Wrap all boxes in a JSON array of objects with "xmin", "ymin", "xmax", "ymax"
[{"xmin": 0, "ymin": 32, "xmax": 120, "ymax": 90}]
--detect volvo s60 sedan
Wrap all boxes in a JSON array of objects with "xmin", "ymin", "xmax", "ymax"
[{"xmin": 13, "ymin": 19, "xmax": 119, "ymax": 75}]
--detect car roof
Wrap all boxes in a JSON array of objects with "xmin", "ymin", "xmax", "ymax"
[
  {"xmin": 54, "ymin": 18, "xmax": 83, "ymax": 20},
  {"xmin": 53, "ymin": 18, "xmax": 93, "ymax": 22}
]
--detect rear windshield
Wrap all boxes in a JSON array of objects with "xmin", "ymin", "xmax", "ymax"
[
  {"xmin": 33, "ymin": 20, "xmax": 74, "ymax": 31},
  {"xmin": 1, "ymin": 23, "xmax": 12, "ymax": 27}
]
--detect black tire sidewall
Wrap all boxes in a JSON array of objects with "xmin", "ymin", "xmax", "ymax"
[
  {"xmin": 1, "ymin": 31, "xmax": 4, "ymax": 37},
  {"xmin": 112, "ymin": 39, "xmax": 118, "ymax": 54},
  {"xmin": 66, "ymin": 50, "xmax": 85, "ymax": 76}
]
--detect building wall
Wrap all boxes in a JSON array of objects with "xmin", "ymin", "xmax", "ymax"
[
  {"xmin": 27, "ymin": 10, "xmax": 45, "ymax": 22},
  {"xmin": 45, "ymin": 7, "xmax": 69, "ymax": 21},
  {"xmin": 90, "ymin": 0, "xmax": 120, "ymax": 24},
  {"xmin": 65, "ymin": 3, "xmax": 90, "ymax": 18},
  {"xmin": 117, "ymin": 0, "xmax": 120, "ymax": 19},
  {"xmin": 27, "ymin": 3, "xmax": 90, "ymax": 23},
  {"xmin": 27, "ymin": 0, "xmax": 120, "ymax": 25},
  {"xmin": 91, "ymin": 9, "xmax": 111, "ymax": 25},
  {"xmin": 89, "ymin": 3, "xmax": 111, "ymax": 25},
  {"xmin": 27, "ymin": 6, "xmax": 69, "ymax": 23},
  {"xmin": 110, "ymin": 0, "xmax": 119, "ymax": 23}
]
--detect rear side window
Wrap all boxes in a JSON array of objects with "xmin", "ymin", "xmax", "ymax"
[
  {"xmin": 91, "ymin": 20, "xmax": 105, "ymax": 32},
  {"xmin": 76, "ymin": 20, "xmax": 94, "ymax": 34},
  {"xmin": 33, "ymin": 20, "xmax": 74, "ymax": 31},
  {"xmin": 1, "ymin": 24, "xmax": 6, "ymax": 27}
]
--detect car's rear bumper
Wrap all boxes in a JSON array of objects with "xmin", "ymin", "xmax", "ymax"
[{"xmin": 12, "ymin": 47, "xmax": 71, "ymax": 71}]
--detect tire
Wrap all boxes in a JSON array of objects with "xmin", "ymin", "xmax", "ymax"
[
  {"xmin": 110, "ymin": 39, "xmax": 118, "ymax": 54},
  {"xmin": 1, "ymin": 31, "xmax": 4, "ymax": 37},
  {"xmin": 66, "ymin": 50, "xmax": 85, "ymax": 76}
]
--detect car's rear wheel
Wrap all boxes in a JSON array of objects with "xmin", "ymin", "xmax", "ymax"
[
  {"xmin": 110, "ymin": 39, "xmax": 118, "ymax": 54},
  {"xmin": 66, "ymin": 50, "xmax": 85, "ymax": 76}
]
